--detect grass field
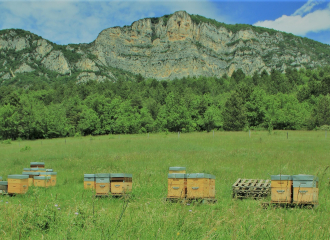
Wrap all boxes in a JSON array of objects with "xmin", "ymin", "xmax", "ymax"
[{"xmin": 0, "ymin": 131, "xmax": 330, "ymax": 239}]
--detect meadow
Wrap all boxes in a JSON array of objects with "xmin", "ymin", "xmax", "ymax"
[{"xmin": 0, "ymin": 131, "xmax": 330, "ymax": 239}]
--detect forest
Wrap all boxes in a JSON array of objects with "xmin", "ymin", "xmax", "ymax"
[{"xmin": 1, "ymin": 66, "xmax": 330, "ymax": 140}]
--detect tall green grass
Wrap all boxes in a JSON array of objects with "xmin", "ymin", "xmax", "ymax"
[{"xmin": 0, "ymin": 131, "xmax": 330, "ymax": 239}]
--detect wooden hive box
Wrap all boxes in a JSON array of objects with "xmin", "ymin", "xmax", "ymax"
[
  {"xmin": 84, "ymin": 174, "xmax": 95, "ymax": 190},
  {"xmin": 23, "ymin": 168, "xmax": 32, "ymax": 172},
  {"xmin": 167, "ymin": 173, "xmax": 186, "ymax": 199},
  {"xmin": 8, "ymin": 175, "xmax": 29, "ymax": 194},
  {"xmin": 209, "ymin": 174, "xmax": 216, "ymax": 198},
  {"xmin": 22, "ymin": 172, "xmax": 40, "ymax": 187},
  {"xmin": 169, "ymin": 167, "xmax": 186, "ymax": 174},
  {"xmin": 0, "ymin": 181, "xmax": 8, "ymax": 194},
  {"xmin": 30, "ymin": 162, "xmax": 45, "ymax": 168},
  {"xmin": 95, "ymin": 173, "xmax": 110, "ymax": 196},
  {"xmin": 34, "ymin": 176, "xmax": 51, "ymax": 187},
  {"xmin": 271, "ymin": 175, "xmax": 293, "ymax": 203},
  {"xmin": 47, "ymin": 172, "xmax": 57, "ymax": 186},
  {"xmin": 30, "ymin": 168, "xmax": 46, "ymax": 173},
  {"xmin": 124, "ymin": 174, "xmax": 133, "ymax": 193},
  {"xmin": 292, "ymin": 175, "xmax": 318, "ymax": 204},
  {"xmin": 110, "ymin": 173, "xmax": 126, "ymax": 195},
  {"xmin": 186, "ymin": 173, "xmax": 210, "ymax": 199}
]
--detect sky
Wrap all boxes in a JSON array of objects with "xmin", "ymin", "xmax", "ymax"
[{"xmin": 0, "ymin": 0, "xmax": 329, "ymax": 45}]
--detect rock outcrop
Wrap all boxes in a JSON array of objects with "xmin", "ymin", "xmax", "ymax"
[{"xmin": 1, "ymin": 11, "xmax": 330, "ymax": 83}]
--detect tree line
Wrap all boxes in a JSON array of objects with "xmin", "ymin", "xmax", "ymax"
[{"xmin": 1, "ymin": 66, "xmax": 330, "ymax": 140}]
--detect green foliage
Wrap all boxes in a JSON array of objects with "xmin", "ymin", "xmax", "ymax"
[
  {"xmin": 20, "ymin": 145, "xmax": 31, "ymax": 152},
  {"xmin": 1, "ymin": 139, "xmax": 11, "ymax": 144}
]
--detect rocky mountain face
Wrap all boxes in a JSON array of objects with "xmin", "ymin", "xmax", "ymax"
[{"xmin": 1, "ymin": 11, "xmax": 330, "ymax": 84}]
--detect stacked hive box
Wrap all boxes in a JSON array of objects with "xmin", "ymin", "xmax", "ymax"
[
  {"xmin": 0, "ymin": 181, "xmax": 8, "ymax": 195},
  {"xmin": 167, "ymin": 173, "xmax": 186, "ymax": 199},
  {"xmin": 292, "ymin": 175, "xmax": 319, "ymax": 205},
  {"xmin": 186, "ymin": 173, "xmax": 210, "ymax": 199},
  {"xmin": 271, "ymin": 175, "xmax": 293, "ymax": 203},
  {"xmin": 34, "ymin": 176, "xmax": 51, "ymax": 187},
  {"xmin": 8, "ymin": 175, "xmax": 29, "ymax": 194},
  {"xmin": 209, "ymin": 175, "xmax": 216, "ymax": 198},
  {"xmin": 22, "ymin": 172, "xmax": 40, "ymax": 186},
  {"xmin": 111, "ymin": 173, "xmax": 133, "ymax": 195},
  {"xmin": 30, "ymin": 162, "xmax": 45, "ymax": 168},
  {"xmin": 84, "ymin": 174, "xmax": 95, "ymax": 190},
  {"xmin": 95, "ymin": 173, "xmax": 111, "ymax": 196}
]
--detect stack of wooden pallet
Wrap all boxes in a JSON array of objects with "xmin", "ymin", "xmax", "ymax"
[
  {"xmin": 84, "ymin": 173, "xmax": 133, "ymax": 197},
  {"xmin": 232, "ymin": 178, "xmax": 271, "ymax": 199},
  {"xmin": 166, "ymin": 167, "xmax": 216, "ymax": 203}
]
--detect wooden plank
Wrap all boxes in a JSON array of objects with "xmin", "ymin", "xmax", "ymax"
[
  {"xmin": 232, "ymin": 178, "xmax": 241, "ymax": 187},
  {"xmin": 238, "ymin": 179, "xmax": 247, "ymax": 187},
  {"xmin": 256, "ymin": 179, "xmax": 264, "ymax": 187}
]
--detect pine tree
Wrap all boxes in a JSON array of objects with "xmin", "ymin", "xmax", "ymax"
[{"xmin": 222, "ymin": 91, "xmax": 247, "ymax": 131}]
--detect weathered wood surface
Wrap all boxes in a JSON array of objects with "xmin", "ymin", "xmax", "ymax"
[{"xmin": 232, "ymin": 178, "xmax": 271, "ymax": 199}]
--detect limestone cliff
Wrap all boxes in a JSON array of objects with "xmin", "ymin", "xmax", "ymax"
[{"xmin": 0, "ymin": 11, "xmax": 330, "ymax": 84}]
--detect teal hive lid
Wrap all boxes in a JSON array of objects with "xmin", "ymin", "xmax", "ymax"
[
  {"xmin": 292, "ymin": 175, "xmax": 318, "ymax": 182},
  {"xmin": 0, "ymin": 181, "xmax": 8, "ymax": 185},
  {"xmin": 30, "ymin": 168, "xmax": 45, "ymax": 171},
  {"xmin": 84, "ymin": 174, "xmax": 95, "ymax": 178},
  {"xmin": 95, "ymin": 173, "xmax": 111, "ymax": 178},
  {"xmin": 23, "ymin": 168, "xmax": 31, "ymax": 171},
  {"xmin": 169, "ymin": 167, "xmax": 186, "ymax": 171},
  {"xmin": 34, "ymin": 176, "xmax": 51, "ymax": 180},
  {"xmin": 168, "ymin": 173, "xmax": 186, "ymax": 179},
  {"xmin": 22, "ymin": 172, "xmax": 40, "ymax": 176},
  {"xmin": 30, "ymin": 162, "xmax": 45, "ymax": 165},
  {"xmin": 293, "ymin": 181, "xmax": 317, "ymax": 188},
  {"xmin": 271, "ymin": 175, "xmax": 292, "ymax": 181},
  {"xmin": 110, "ymin": 173, "xmax": 125, "ymax": 178},
  {"xmin": 187, "ymin": 173, "xmax": 209, "ymax": 178},
  {"xmin": 209, "ymin": 174, "xmax": 216, "ymax": 179},
  {"xmin": 124, "ymin": 173, "xmax": 133, "ymax": 178},
  {"xmin": 46, "ymin": 169, "xmax": 53, "ymax": 172},
  {"xmin": 8, "ymin": 175, "xmax": 29, "ymax": 179}
]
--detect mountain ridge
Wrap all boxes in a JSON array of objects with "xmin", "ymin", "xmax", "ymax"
[{"xmin": 1, "ymin": 11, "xmax": 330, "ymax": 85}]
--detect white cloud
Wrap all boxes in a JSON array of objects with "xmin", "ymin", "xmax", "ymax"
[
  {"xmin": 292, "ymin": 0, "xmax": 324, "ymax": 16},
  {"xmin": 0, "ymin": 0, "xmax": 226, "ymax": 44},
  {"xmin": 254, "ymin": 3, "xmax": 330, "ymax": 36}
]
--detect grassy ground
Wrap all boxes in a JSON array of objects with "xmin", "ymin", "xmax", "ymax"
[{"xmin": 0, "ymin": 131, "xmax": 330, "ymax": 239}]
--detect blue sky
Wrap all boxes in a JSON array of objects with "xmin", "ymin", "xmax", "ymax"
[{"xmin": 0, "ymin": 0, "xmax": 330, "ymax": 45}]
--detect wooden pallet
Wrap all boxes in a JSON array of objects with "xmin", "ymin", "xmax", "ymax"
[{"xmin": 232, "ymin": 178, "xmax": 271, "ymax": 199}]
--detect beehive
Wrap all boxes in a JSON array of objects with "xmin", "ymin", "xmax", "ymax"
[
  {"xmin": 209, "ymin": 175, "xmax": 216, "ymax": 198},
  {"xmin": 34, "ymin": 176, "xmax": 51, "ymax": 187},
  {"xmin": 8, "ymin": 175, "xmax": 29, "ymax": 194},
  {"xmin": 23, "ymin": 168, "xmax": 31, "ymax": 172},
  {"xmin": 271, "ymin": 175, "xmax": 293, "ymax": 203},
  {"xmin": 22, "ymin": 172, "xmax": 40, "ymax": 186},
  {"xmin": 30, "ymin": 167, "xmax": 46, "ymax": 173},
  {"xmin": 48, "ymin": 172, "xmax": 57, "ymax": 186},
  {"xmin": 186, "ymin": 173, "xmax": 210, "ymax": 199},
  {"xmin": 95, "ymin": 173, "xmax": 110, "ymax": 196},
  {"xmin": 167, "ymin": 173, "xmax": 186, "ymax": 199},
  {"xmin": 30, "ymin": 162, "xmax": 45, "ymax": 168},
  {"xmin": 292, "ymin": 175, "xmax": 318, "ymax": 204},
  {"xmin": 46, "ymin": 169, "xmax": 53, "ymax": 172},
  {"xmin": 0, "ymin": 181, "xmax": 8, "ymax": 194},
  {"xmin": 84, "ymin": 174, "xmax": 95, "ymax": 190},
  {"xmin": 124, "ymin": 174, "xmax": 133, "ymax": 193},
  {"xmin": 110, "ymin": 173, "xmax": 126, "ymax": 195},
  {"xmin": 169, "ymin": 167, "xmax": 186, "ymax": 174}
]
